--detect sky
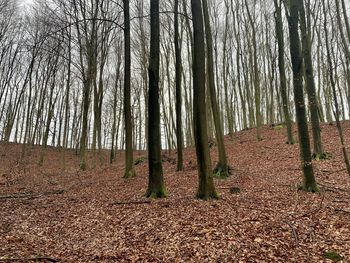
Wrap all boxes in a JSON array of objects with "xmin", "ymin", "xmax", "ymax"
[{"xmin": 21, "ymin": 0, "xmax": 33, "ymax": 7}]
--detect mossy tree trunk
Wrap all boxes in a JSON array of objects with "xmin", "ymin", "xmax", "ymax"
[
  {"xmin": 191, "ymin": 0, "xmax": 218, "ymax": 200},
  {"xmin": 146, "ymin": 0, "xmax": 167, "ymax": 198},
  {"xmin": 287, "ymin": 0, "xmax": 318, "ymax": 192}
]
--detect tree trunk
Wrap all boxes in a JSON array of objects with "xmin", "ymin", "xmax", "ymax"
[
  {"xmin": 123, "ymin": 0, "xmax": 136, "ymax": 178},
  {"xmin": 174, "ymin": 0, "xmax": 184, "ymax": 171},
  {"xmin": 274, "ymin": 0, "xmax": 294, "ymax": 144},
  {"xmin": 146, "ymin": 0, "xmax": 167, "ymax": 198},
  {"xmin": 299, "ymin": 0, "xmax": 325, "ymax": 159},
  {"xmin": 287, "ymin": 0, "xmax": 318, "ymax": 192},
  {"xmin": 202, "ymin": 0, "xmax": 231, "ymax": 178},
  {"xmin": 322, "ymin": 0, "xmax": 350, "ymax": 177},
  {"xmin": 191, "ymin": 0, "xmax": 218, "ymax": 200}
]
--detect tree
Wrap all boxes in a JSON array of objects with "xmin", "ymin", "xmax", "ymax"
[
  {"xmin": 322, "ymin": 0, "xmax": 350, "ymax": 177},
  {"xmin": 146, "ymin": 0, "xmax": 167, "ymax": 198},
  {"xmin": 274, "ymin": 0, "xmax": 294, "ymax": 144},
  {"xmin": 287, "ymin": 0, "xmax": 318, "ymax": 192},
  {"xmin": 299, "ymin": 0, "xmax": 326, "ymax": 159},
  {"xmin": 202, "ymin": 0, "xmax": 231, "ymax": 178},
  {"xmin": 123, "ymin": 0, "xmax": 136, "ymax": 178},
  {"xmin": 244, "ymin": 0, "xmax": 262, "ymax": 141},
  {"xmin": 77, "ymin": 0, "xmax": 100, "ymax": 171},
  {"xmin": 191, "ymin": 0, "xmax": 218, "ymax": 200},
  {"xmin": 174, "ymin": 0, "xmax": 184, "ymax": 172}
]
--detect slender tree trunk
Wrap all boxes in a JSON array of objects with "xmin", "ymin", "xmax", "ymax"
[
  {"xmin": 191, "ymin": 0, "xmax": 218, "ymax": 200},
  {"xmin": 299, "ymin": 0, "xmax": 325, "ymax": 159},
  {"xmin": 123, "ymin": 0, "xmax": 136, "ymax": 178},
  {"xmin": 274, "ymin": 0, "xmax": 294, "ymax": 144},
  {"xmin": 287, "ymin": 0, "xmax": 318, "ymax": 192},
  {"xmin": 174, "ymin": 0, "xmax": 184, "ymax": 171},
  {"xmin": 322, "ymin": 0, "xmax": 350, "ymax": 177},
  {"xmin": 202, "ymin": 0, "xmax": 231, "ymax": 178}
]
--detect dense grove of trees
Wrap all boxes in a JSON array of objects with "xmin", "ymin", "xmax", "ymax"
[{"xmin": 1, "ymin": 0, "xmax": 350, "ymax": 198}]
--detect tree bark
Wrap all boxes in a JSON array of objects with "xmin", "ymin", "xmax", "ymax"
[
  {"xmin": 191, "ymin": 0, "xmax": 218, "ymax": 199},
  {"xmin": 123, "ymin": 0, "xmax": 136, "ymax": 178},
  {"xmin": 287, "ymin": 0, "xmax": 318, "ymax": 192},
  {"xmin": 146, "ymin": 0, "xmax": 167, "ymax": 198},
  {"xmin": 202, "ymin": 0, "xmax": 231, "ymax": 178},
  {"xmin": 274, "ymin": 0, "xmax": 294, "ymax": 144}
]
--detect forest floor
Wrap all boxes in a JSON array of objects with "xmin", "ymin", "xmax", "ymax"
[{"xmin": 1, "ymin": 122, "xmax": 350, "ymax": 262}]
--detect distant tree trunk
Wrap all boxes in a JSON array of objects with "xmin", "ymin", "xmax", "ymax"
[
  {"xmin": 61, "ymin": 28, "xmax": 72, "ymax": 171},
  {"xmin": 322, "ymin": 0, "xmax": 350, "ymax": 177},
  {"xmin": 146, "ymin": 0, "xmax": 167, "ymax": 198},
  {"xmin": 39, "ymin": 56, "xmax": 60, "ymax": 166},
  {"xmin": 244, "ymin": 0, "xmax": 262, "ymax": 141},
  {"xmin": 174, "ymin": 0, "xmax": 184, "ymax": 171},
  {"xmin": 78, "ymin": 6, "xmax": 98, "ymax": 171},
  {"xmin": 274, "ymin": 0, "xmax": 294, "ymax": 144},
  {"xmin": 123, "ymin": 0, "xmax": 136, "ymax": 178},
  {"xmin": 110, "ymin": 45, "xmax": 122, "ymax": 164},
  {"xmin": 287, "ymin": 0, "xmax": 318, "ymax": 192},
  {"xmin": 191, "ymin": 0, "xmax": 218, "ymax": 200},
  {"xmin": 202, "ymin": 0, "xmax": 231, "ymax": 178},
  {"xmin": 299, "ymin": 0, "xmax": 325, "ymax": 159}
]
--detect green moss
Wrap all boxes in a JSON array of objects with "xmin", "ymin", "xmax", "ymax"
[
  {"xmin": 313, "ymin": 152, "xmax": 332, "ymax": 161},
  {"xmin": 196, "ymin": 189, "xmax": 220, "ymax": 200},
  {"xmin": 134, "ymin": 156, "xmax": 147, "ymax": 165},
  {"xmin": 323, "ymin": 251, "xmax": 343, "ymax": 262},
  {"xmin": 272, "ymin": 124, "xmax": 284, "ymax": 130},
  {"xmin": 213, "ymin": 164, "xmax": 232, "ymax": 179},
  {"xmin": 123, "ymin": 169, "xmax": 136, "ymax": 179},
  {"xmin": 79, "ymin": 161, "xmax": 86, "ymax": 171},
  {"xmin": 145, "ymin": 187, "xmax": 168, "ymax": 198},
  {"xmin": 298, "ymin": 183, "xmax": 320, "ymax": 193}
]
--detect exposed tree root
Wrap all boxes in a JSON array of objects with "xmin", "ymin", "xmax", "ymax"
[
  {"xmin": 123, "ymin": 169, "xmax": 136, "ymax": 179},
  {"xmin": 213, "ymin": 163, "xmax": 233, "ymax": 179},
  {"xmin": 145, "ymin": 188, "xmax": 168, "ymax": 198},
  {"xmin": 312, "ymin": 152, "xmax": 331, "ymax": 161}
]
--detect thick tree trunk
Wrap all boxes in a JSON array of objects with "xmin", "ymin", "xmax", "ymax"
[{"xmin": 146, "ymin": 0, "xmax": 167, "ymax": 198}]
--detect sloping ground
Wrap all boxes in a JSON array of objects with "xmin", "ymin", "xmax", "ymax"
[{"xmin": 0, "ymin": 122, "xmax": 350, "ymax": 262}]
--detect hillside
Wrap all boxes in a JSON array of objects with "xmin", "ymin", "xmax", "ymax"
[{"xmin": 1, "ymin": 122, "xmax": 350, "ymax": 262}]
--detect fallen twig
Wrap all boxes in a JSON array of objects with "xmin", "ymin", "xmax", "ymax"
[
  {"xmin": 285, "ymin": 221, "xmax": 299, "ymax": 246},
  {"xmin": 335, "ymin": 208, "xmax": 350, "ymax": 214},
  {"xmin": 321, "ymin": 169, "xmax": 346, "ymax": 175},
  {"xmin": 318, "ymin": 183, "xmax": 349, "ymax": 193},
  {"xmin": 301, "ymin": 195, "xmax": 325, "ymax": 218},
  {"xmin": 0, "ymin": 190, "xmax": 64, "ymax": 201},
  {"xmin": 109, "ymin": 200, "xmax": 152, "ymax": 205},
  {"xmin": 0, "ymin": 256, "xmax": 59, "ymax": 262}
]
